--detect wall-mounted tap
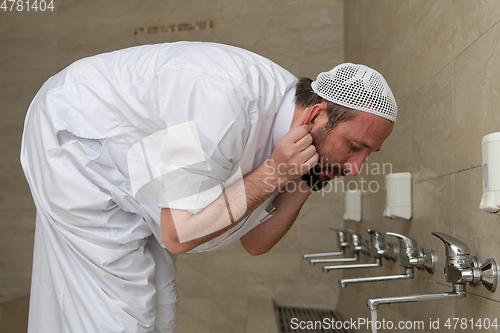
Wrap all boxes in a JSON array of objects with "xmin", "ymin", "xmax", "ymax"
[
  {"xmin": 386, "ymin": 232, "xmax": 435, "ymax": 273},
  {"xmin": 310, "ymin": 229, "xmax": 365, "ymax": 265},
  {"xmin": 432, "ymin": 232, "xmax": 497, "ymax": 291},
  {"xmin": 322, "ymin": 229, "xmax": 392, "ymax": 272},
  {"xmin": 338, "ymin": 232, "xmax": 435, "ymax": 288},
  {"xmin": 367, "ymin": 229, "xmax": 397, "ymax": 262},
  {"xmin": 303, "ymin": 229, "xmax": 349, "ymax": 259},
  {"xmin": 366, "ymin": 232, "xmax": 497, "ymax": 311}
]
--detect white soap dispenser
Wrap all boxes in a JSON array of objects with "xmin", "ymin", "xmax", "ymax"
[
  {"xmin": 343, "ymin": 189, "xmax": 362, "ymax": 222},
  {"xmin": 480, "ymin": 132, "xmax": 500, "ymax": 214},
  {"xmin": 383, "ymin": 172, "xmax": 412, "ymax": 220}
]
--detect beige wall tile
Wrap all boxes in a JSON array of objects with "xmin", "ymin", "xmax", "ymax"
[
  {"xmin": 56, "ymin": 32, "xmax": 134, "ymax": 72},
  {"xmin": 358, "ymin": 0, "xmax": 387, "ymax": 73},
  {"xmin": 131, "ymin": 30, "xmax": 218, "ymax": 48},
  {"xmin": 452, "ymin": 22, "xmax": 500, "ymax": 172},
  {"xmin": 454, "ymin": 166, "xmax": 500, "ymax": 302},
  {"xmin": 0, "ymin": 208, "xmax": 35, "ymax": 274},
  {"xmin": 245, "ymin": 296, "xmax": 279, "ymax": 333},
  {"xmin": 177, "ymin": 297, "xmax": 211, "ymax": 333},
  {"xmin": 344, "ymin": 0, "xmax": 364, "ymax": 64},
  {"xmin": 376, "ymin": 99, "xmax": 412, "ymax": 175},
  {"xmin": 0, "ymin": 37, "xmax": 57, "ymax": 83},
  {"xmin": 211, "ymin": 252, "xmax": 300, "ymax": 301},
  {"xmin": 251, "ymin": 13, "xmax": 302, "ymax": 65},
  {"xmin": 216, "ymin": 0, "xmax": 298, "ymax": 20},
  {"xmin": 408, "ymin": 277, "xmax": 458, "ymax": 332},
  {"xmin": 407, "ymin": 0, "xmax": 479, "ymax": 94},
  {"xmin": 0, "ymin": 272, "xmax": 31, "ymax": 296},
  {"xmin": 454, "ymin": 293, "xmax": 500, "ymax": 333},
  {"xmin": 0, "ymin": 120, "xmax": 24, "ymax": 159},
  {"xmin": 212, "ymin": 16, "xmax": 274, "ymax": 50},
  {"xmin": 298, "ymin": 0, "xmax": 343, "ymax": 57},
  {"xmin": 410, "ymin": 64, "xmax": 453, "ymax": 183},
  {"xmin": 344, "ymin": 0, "xmax": 500, "ymax": 330},
  {"xmin": 0, "ymin": 163, "xmax": 34, "ymax": 209},
  {"xmin": 176, "ymin": 252, "xmax": 211, "ymax": 298},
  {"xmin": 57, "ymin": 0, "xmax": 134, "ymax": 35},
  {"xmin": 0, "ymin": 1, "xmax": 59, "ymax": 39},
  {"xmin": 298, "ymin": 202, "xmax": 344, "ymax": 254},
  {"xmin": 411, "ymin": 175, "xmax": 455, "ymax": 286},
  {"xmin": 210, "ymin": 296, "xmax": 247, "ymax": 333},
  {"xmin": 479, "ymin": 0, "xmax": 500, "ymax": 34},
  {"xmin": 451, "ymin": 0, "xmax": 480, "ymax": 56},
  {"xmin": 380, "ymin": 0, "xmax": 412, "ymax": 104},
  {"xmin": 409, "ymin": 0, "xmax": 453, "ymax": 93},
  {"xmin": 299, "ymin": 258, "xmax": 340, "ymax": 309},
  {"xmin": 133, "ymin": 0, "xmax": 219, "ymax": 28},
  {"xmin": 0, "ymin": 296, "xmax": 29, "ymax": 333}
]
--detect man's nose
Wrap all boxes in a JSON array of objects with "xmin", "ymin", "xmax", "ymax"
[{"xmin": 345, "ymin": 154, "xmax": 368, "ymax": 176}]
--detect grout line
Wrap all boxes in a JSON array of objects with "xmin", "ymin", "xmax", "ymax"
[
  {"xmin": 412, "ymin": 165, "xmax": 482, "ymax": 186},
  {"xmin": 410, "ymin": 17, "xmax": 500, "ymax": 99}
]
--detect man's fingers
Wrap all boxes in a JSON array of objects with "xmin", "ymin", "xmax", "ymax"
[
  {"xmin": 299, "ymin": 144, "xmax": 317, "ymax": 159},
  {"xmin": 295, "ymin": 133, "xmax": 313, "ymax": 151},
  {"xmin": 303, "ymin": 153, "xmax": 320, "ymax": 172},
  {"xmin": 297, "ymin": 145, "xmax": 317, "ymax": 172},
  {"xmin": 285, "ymin": 124, "xmax": 312, "ymax": 143}
]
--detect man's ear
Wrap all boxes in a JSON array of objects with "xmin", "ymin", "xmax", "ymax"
[{"xmin": 301, "ymin": 103, "xmax": 326, "ymax": 127}]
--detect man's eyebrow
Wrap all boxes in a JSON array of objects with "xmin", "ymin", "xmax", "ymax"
[{"xmin": 354, "ymin": 140, "xmax": 380, "ymax": 152}]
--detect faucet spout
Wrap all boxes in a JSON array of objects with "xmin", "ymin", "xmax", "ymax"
[
  {"xmin": 366, "ymin": 283, "xmax": 466, "ymax": 311},
  {"xmin": 310, "ymin": 254, "xmax": 359, "ymax": 265},
  {"xmin": 323, "ymin": 257, "xmax": 382, "ymax": 272},
  {"xmin": 303, "ymin": 251, "xmax": 344, "ymax": 259},
  {"xmin": 339, "ymin": 267, "xmax": 414, "ymax": 288}
]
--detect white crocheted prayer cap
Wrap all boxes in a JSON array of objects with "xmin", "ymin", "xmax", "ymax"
[{"xmin": 311, "ymin": 63, "xmax": 397, "ymax": 122}]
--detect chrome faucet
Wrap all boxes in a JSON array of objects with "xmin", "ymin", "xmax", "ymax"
[
  {"xmin": 366, "ymin": 232, "xmax": 498, "ymax": 311},
  {"xmin": 323, "ymin": 229, "xmax": 394, "ymax": 272},
  {"xmin": 310, "ymin": 229, "xmax": 365, "ymax": 265},
  {"xmin": 338, "ymin": 232, "xmax": 435, "ymax": 287},
  {"xmin": 303, "ymin": 229, "xmax": 349, "ymax": 259}
]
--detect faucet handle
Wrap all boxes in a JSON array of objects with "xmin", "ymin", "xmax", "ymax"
[
  {"xmin": 385, "ymin": 232, "xmax": 418, "ymax": 250},
  {"xmin": 432, "ymin": 232, "xmax": 496, "ymax": 291},
  {"xmin": 477, "ymin": 258, "xmax": 498, "ymax": 292},
  {"xmin": 367, "ymin": 229, "xmax": 382, "ymax": 237},
  {"xmin": 432, "ymin": 232, "xmax": 470, "ymax": 259},
  {"xmin": 385, "ymin": 232, "xmax": 418, "ymax": 266},
  {"xmin": 346, "ymin": 229, "xmax": 363, "ymax": 252},
  {"xmin": 367, "ymin": 229, "xmax": 396, "ymax": 260},
  {"xmin": 367, "ymin": 229, "xmax": 385, "ymax": 250},
  {"xmin": 328, "ymin": 228, "xmax": 348, "ymax": 247}
]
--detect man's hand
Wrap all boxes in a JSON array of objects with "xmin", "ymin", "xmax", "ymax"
[{"xmin": 266, "ymin": 124, "xmax": 319, "ymax": 184}]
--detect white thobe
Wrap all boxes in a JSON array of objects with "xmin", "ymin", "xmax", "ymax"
[{"xmin": 20, "ymin": 41, "xmax": 296, "ymax": 332}]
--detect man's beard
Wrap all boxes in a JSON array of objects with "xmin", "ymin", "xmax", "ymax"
[{"xmin": 301, "ymin": 126, "xmax": 348, "ymax": 191}]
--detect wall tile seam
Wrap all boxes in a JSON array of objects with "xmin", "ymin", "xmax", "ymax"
[
  {"xmin": 464, "ymin": 289, "xmax": 500, "ymax": 304},
  {"xmin": 410, "ymin": 17, "xmax": 500, "ymax": 99},
  {"xmin": 412, "ymin": 165, "xmax": 481, "ymax": 186}
]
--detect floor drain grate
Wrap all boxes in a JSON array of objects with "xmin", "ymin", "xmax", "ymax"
[{"xmin": 275, "ymin": 305, "xmax": 350, "ymax": 333}]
